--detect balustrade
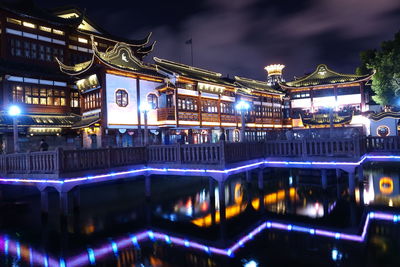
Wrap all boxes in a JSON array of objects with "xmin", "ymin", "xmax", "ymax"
[{"xmin": 1, "ymin": 136, "xmax": 400, "ymax": 177}]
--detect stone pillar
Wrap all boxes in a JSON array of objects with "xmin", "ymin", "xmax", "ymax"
[
  {"xmin": 41, "ymin": 190, "xmax": 49, "ymax": 215},
  {"xmin": 321, "ymin": 169, "xmax": 328, "ymax": 190},
  {"xmin": 257, "ymin": 168, "xmax": 264, "ymax": 191},
  {"xmin": 209, "ymin": 178, "xmax": 216, "ymax": 225},
  {"xmin": 348, "ymin": 171, "xmax": 356, "ymax": 198},
  {"xmin": 59, "ymin": 192, "xmax": 69, "ymax": 218},
  {"xmin": 246, "ymin": 171, "xmax": 252, "ymax": 183},
  {"xmin": 336, "ymin": 169, "xmax": 341, "ymax": 199},
  {"xmin": 357, "ymin": 166, "xmax": 364, "ymax": 182},
  {"xmin": 257, "ymin": 168, "xmax": 265, "ymax": 211},
  {"xmin": 218, "ymin": 180, "xmax": 226, "ymax": 240},
  {"xmin": 72, "ymin": 188, "xmax": 80, "ymax": 213},
  {"xmin": 145, "ymin": 175, "xmax": 151, "ymax": 199}
]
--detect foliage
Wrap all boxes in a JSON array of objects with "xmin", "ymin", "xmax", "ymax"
[{"xmin": 357, "ymin": 31, "xmax": 400, "ymax": 106}]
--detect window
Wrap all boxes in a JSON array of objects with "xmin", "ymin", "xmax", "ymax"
[
  {"xmin": 22, "ymin": 21, "xmax": 36, "ymax": 29},
  {"xmin": 147, "ymin": 93, "xmax": 158, "ymax": 109},
  {"xmin": 78, "ymin": 37, "xmax": 88, "ymax": 44},
  {"xmin": 12, "ymin": 85, "xmax": 66, "ymax": 106},
  {"xmin": 166, "ymin": 94, "xmax": 173, "ymax": 108},
  {"xmin": 7, "ymin": 18, "xmax": 21, "ymax": 25},
  {"xmin": 116, "ymin": 89, "xmax": 128, "ymax": 107},
  {"xmin": 53, "ymin": 29, "xmax": 64, "ymax": 35},
  {"xmin": 71, "ymin": 91, "xmax": 80, "ymax": 107},
  {"xmin": 10, "ymin": 39, "xmax": 22, "ymax": 57},
  {"xmin": 39, "ymin": 26, "xmax": 52, "ymax": 32},
  {"xmin": 10, "ymin": 38, "xmax": 61, "ymax": 62}
]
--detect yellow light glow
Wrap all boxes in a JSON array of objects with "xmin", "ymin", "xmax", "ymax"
[
  {"xmin": 192, "ymin": 188, "xmax": 296, "ymax": 227},
  {"xmin": 53, "ymin": 29, "xmax": 64, "ymax": 35},
  {"xmin": 7, "ymin": 17, "xmax": 21, "ymax": 25},
  {"xmin": 39, "ymin": 26, "xmax": 52, "ymax": 32},
  {"xmin": 264, "ymin": 64, "xmax": 285, "ymax": 76},
  {"xmin": 23, "ymin": 21, "xmax": 36, "ymax": 28},
  {"xmin": 379, "ymin": 177, "xmax": 393, "ymax": 195},
  {"xmin": 78, "ymin": 37, "xmax": 88, "ymax": 44}
]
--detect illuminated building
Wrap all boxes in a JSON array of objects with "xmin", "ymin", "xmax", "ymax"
[
  {"xmin": 264, "ymin": 64, "xmax": 285, "ymax": 86},
  {"xmin": 280, "ymin": 64, "xmax": 375, "ymax": 129}
]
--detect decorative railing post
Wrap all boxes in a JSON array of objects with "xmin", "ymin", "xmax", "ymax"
[
  {"xmin": 354, "ymin": 136, "xmax": 360, "ymax": 158},
  {"xmin": 301, "ymin": 139, "xmax": 307, "ymax": 158},
  {"xmin": 176, "ymin": 144, "xmax": 182, "ymax": 164},
  {"xmin": 219, "ymin": 141, "xmax": 226, "ymax": 167},
  {"xmin": 25, "ymin": 151, "xmax": 31, "ymax": 174},
  {"xmin": 55, "ymin": 147, "xmax": 64, "ymax": 175},
  {"xmin": 107, "ymin": 147, "xmax": 112, "ymax": 168}
]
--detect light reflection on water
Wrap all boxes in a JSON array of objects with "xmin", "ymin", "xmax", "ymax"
[{"xmin": 0, "ymin": 164, "xmax": 399, "ymax": 266}]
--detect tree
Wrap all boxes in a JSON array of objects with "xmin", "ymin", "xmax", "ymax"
[{"xmin": 357, "ymin": 31, "xmax": 400, "ymax": 106}]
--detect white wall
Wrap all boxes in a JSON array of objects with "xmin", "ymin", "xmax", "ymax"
[
  {"xmin": 139, "ymin": 79, "xmax": 162, "ymax": 127},
  {"xmin": 370, "ymin": 118, "xmax": 399, "ymax": 136},
  {"xmin": 106, "ymin": 73, "xmax": 138, "ymax": 128}
]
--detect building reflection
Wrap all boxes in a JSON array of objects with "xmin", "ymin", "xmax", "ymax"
[
  {"xmin": 155, "ymin": 177, "xmax": 337, "ymax": 228},
  {"xmin": 362, "ymin": 167, "xmax": 400, "ymax": 207}
]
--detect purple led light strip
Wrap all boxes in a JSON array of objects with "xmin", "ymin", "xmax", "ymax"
[
  {"xmin": 1, "ymin": 154, "xmax": 399, "ymax": 185},
  {"xmin": 1, "ymin": 211, "xmax": 398, "ymax": 267}
]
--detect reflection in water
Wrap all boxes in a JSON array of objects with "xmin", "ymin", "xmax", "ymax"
[
  {"xmin": 363, "ymin": 165, "xmax": 400, "ymax": 207},
  {"xmin": 1, "ymin": 166, "xmax": 400, "ymax": 266}
]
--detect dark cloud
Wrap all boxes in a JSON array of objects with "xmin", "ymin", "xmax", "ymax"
[{"xmin": 37, "ymin": 0, "xmax": 400, "ymax": 81}]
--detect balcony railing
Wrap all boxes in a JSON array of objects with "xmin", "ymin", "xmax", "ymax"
[{"xmin": 0, "ymin": 136, "xmax": 399, "ymax": 177}]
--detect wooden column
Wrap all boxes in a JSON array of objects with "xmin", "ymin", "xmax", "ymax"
[
  {"xmin": 198, "ymin": 91, "xmax": 202, "ymax": 128},
  {"xmin": 136, "ymin": 78, "xmax": 142, "ymax": 144},
  {"xmin": 175, "ymin": 89, "xmax": 179, "ymax": 128}
]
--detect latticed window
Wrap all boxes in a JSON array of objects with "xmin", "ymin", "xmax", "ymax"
[
  {"xmin": 147, "ymin": 93, "xmax": 158, "ymax": 109},
  {"xmin": 115, "ymin": 89, "xmax": 128, "ymax": 107}
]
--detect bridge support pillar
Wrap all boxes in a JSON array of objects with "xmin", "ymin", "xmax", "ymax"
[
  {"xmin": 348, "ymin": 171, "xmax": 356, "ymax": 198},
  {"xmin": 40, "ymin": 190, "xmax": 49, "ymax": 215},
  {"xmin": 145, "ymin": 175, "xmax": 151, "ymax": 199},
  {"xmin": 321, "ymin": 169, "xmax": 328, "ymax": 190},
  {"xmin": 59, "ymin": 191, "xmax": 69, "ymax": 218},
  {"xmin": 257, "ymin": 168, "xmax": 264, "ymax": 191},
  {"xmin": 209, "ymin": 178, "xmax": 216, "ymax": 225},
  {"xmin": 72, "ymin": 188, "xmax": 80, "ymax": 213},
  {"xmin": 246, "ymin": 171, "xmax": 251, "ymax": 183},
  {"xmin": 218, "ymin": 180, "xmax": 226, "ymax": 240},
  {"xmin": 335, "ymin": 169, "xmax": 341, "ymax": 198},
  {"xmin": 357, "ymin": 166, "xmax": 364, "ymax": 182}
]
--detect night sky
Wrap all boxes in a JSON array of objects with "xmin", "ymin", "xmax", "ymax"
[{"xmin": 36, "ymin": 0, "xmax": 400, "ymax": 81}]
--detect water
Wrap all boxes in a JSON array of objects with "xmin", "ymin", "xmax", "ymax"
[{"xmin": 0, "ymin": 163, "xmax": 399, "ymax": 266}]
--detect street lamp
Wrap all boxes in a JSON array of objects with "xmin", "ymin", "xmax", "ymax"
[
  {"xmin": 235, "ymin": 100, "xmax": 250, "ymax": 142},
  {"xmin": 139, "ymin": 102, "xmax": 151, "ymax": 146},
  {"xmin": 8, "ymin": 105, "xmax": 21, "ymax": 153}
]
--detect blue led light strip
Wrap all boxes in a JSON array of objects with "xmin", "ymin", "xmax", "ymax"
[
  {"xmin": 1, "ymin": 154, "xmax": 399, "ymax": 185},
  {"xmin": 0, "ymin": 211, "xmax": 398, "ymax": 267}
]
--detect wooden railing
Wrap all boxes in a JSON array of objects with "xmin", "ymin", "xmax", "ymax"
[
  {"xmin": 264, "ymin": 138, "xmax": 361, "ymax": 158},
  {"xmin": 1, "ymin": 136, "xmax": 400, "ymax": 177},
  {"xmin": 148, "ymin": 143, "xmax": 224, "ymax": 165},
  {"xmin": 157, "ymin": 107, "xmax": 175, "ymax": 121},
  {"xmin": 365, "ymin": 136, "xmax": 400, "ymax": 152}
]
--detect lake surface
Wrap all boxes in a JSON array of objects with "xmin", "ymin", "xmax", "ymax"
[{"xmin": 0, "ymin": 162, "xmax": 399, "ymax": 266}]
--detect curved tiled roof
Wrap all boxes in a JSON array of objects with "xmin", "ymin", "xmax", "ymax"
[
  {"xmin": 234, "ymin": 76, "xmax": 284, "ymax": 95},
  {"xmin": 280, "ymin": 64, "xmax": 374, "ymax": 89},
  {"xmin": 369, "ymin": 111, "xmax": 400, "ymax": 121},
  {"xmin": 154, "ymin": 57, "xmax": 234, "ymax": 87}
]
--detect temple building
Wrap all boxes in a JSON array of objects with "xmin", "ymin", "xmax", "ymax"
[{"xmin": 280, "ymin": 64, "xmax": 375, "ymax": 130}]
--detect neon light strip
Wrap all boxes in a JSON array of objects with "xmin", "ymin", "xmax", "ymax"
[
  {"xmin": 0, "ymin": 212, "xmax": 398, "ymax": 266},
  {"xmin": 1, "ymin": 155, "xmax": 400, "ymax": 185}
]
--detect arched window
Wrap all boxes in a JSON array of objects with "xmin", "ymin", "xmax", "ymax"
[
  {"xmin": 115, "ymin": 89, "xmax": 128, "ymax": 107},
  {"xmin": 147, "ymin": 93, "xmax": 158, "ymax": 109}
]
